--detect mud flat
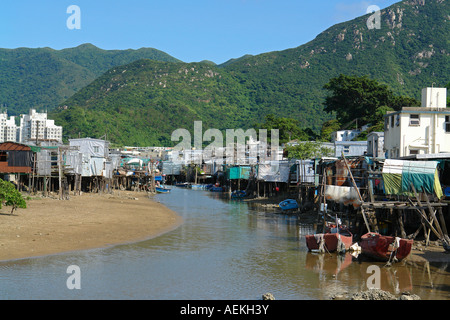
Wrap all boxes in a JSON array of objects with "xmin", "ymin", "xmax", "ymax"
[{"xmin": 0, "ymin": 191, "xmax": 183, "ymax": 261}]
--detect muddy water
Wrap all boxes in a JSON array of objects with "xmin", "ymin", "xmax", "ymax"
[{"xmin": 0, "ymin": 187, "xmax": 448, "ymax": 299}]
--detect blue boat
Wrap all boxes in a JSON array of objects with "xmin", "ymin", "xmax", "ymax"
[
  {"xmin": 191, "ymin": 184, "xmax": 207, "ymax": 190},
  {"xmin": 278, "ymin": 199, "xmax": 298, "ymax": 211},
  {"xmin": 156, "ymin": 186, "xmax": 171, "ymax": 193},
  {"xmin": 209, "ymin": 186, "xmax": 224, "ymax": 192},
  {"xmin": 175, "ymin": 182, "xmax": 192, "ymax": 188},
  {"xmin": 231, "ymin": 190, "xmax": 246, "ymax": 199}
]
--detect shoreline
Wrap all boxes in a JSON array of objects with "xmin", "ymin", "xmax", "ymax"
[
  {"xmin": 247, "ymin": 197, "xmax": 450, "ymax": 263},
  {"xmin": 0, "ymin": 191, "xmax": 183, "ymax": 262}
]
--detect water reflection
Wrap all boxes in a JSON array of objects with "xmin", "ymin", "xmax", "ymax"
[{"xmin": 0, "ymin": 187, "xmax": 448, "ymax": 300}]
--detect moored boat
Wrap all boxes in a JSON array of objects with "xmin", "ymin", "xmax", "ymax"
[
  {"xmin": 231, "ymin": 190, "xmax": 246, "ymax": 199},
  {"xmin": 156, "ymin": 186, "xmax": 171, "ymax": 193},
  {"xmin": 191, "ymin": 184, "xmax": 207, "ymax": 190},
  {"xmin": 305, "ymin": 229, "xmax": 353, "ymax": 253},
  {"xmin": 360, "ymin": 232, "xmax": 413, "ymax": 262},
  {"xmin": 278, "ymin": 199, "xmax": 298, "ymax": 211},
  {"xmin": 175, "ymin": 182, "xmax": 192, "ymax": 188}
]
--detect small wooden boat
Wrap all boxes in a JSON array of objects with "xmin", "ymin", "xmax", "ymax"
[
  {"xmin": 231, "ymin": 190, "xmax": 246, "ymax": 199},
  {"xmin": 191, "ymin": 184, "xmax": 207, "ymax": 190},
  {"xmin": 175, "ymin": 182, "xmax": 191, "ymax": 188},
  {"xmin": 156, "ymin": 186, "xmax": 171, "ymax": 193},
  {"xmin": 278, "ymin": 199, "xmax": 298, "ymax": 211},
  {"xmin": 209, "ymin": 186, "xmax": 224, "ymax": 192},
  {"xmin": 305, "ymin": 229, "xmax": 353, "ymax": 253},
  {"xmin": 360, "ymin": 232, "xmax": 413, "ymax": 262}
]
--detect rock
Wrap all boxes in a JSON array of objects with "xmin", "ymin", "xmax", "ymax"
[
  {"xmin": 399, "ymin": 292, "xmax": 421, "ymax": 300},
  {"xmin": 351, "ymin": 289, "xmax": 397, "ymax": 300},
  {"xmin": 350, "ymin": 289, "xmax": 421, "ymax": 300},
  {"xmin": 262, "ymin": 292, "xmax": 275, "ymax": 300}
]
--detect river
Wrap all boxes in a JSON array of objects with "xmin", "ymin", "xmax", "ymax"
[{"xmin": 0, "ymin": 187, "xmax": 449, "ymax": 300}]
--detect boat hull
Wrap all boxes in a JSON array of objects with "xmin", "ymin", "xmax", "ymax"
[
  {"xmin": 155, "ymin": 187, "xmax": 170, "ymax": 193},
  {"xmin": 231, "ymin": 190, "xmax": 246, "ymax": 199},
  {"xmin": 305, "ymin": 233, "xmax": 353, "ymax": 252},
  {"xmin": 279, "ymin": 199, "xmax": 298, "ymax": 211},
  {"xmin": 360, "ymin": 232, "xmax": 413, "ymax": 262}
]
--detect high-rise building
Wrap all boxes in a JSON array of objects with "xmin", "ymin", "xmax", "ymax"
[
  {"xmin": 0, "ymin": 112, "xmax": 19, "ymax": 143},
  {"xmin": 18, "ymin": 109, "xmax": 63, "ymax": 143}
]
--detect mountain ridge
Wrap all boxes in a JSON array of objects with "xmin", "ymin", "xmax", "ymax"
[
  {"xmin": 2, "ymin": 0, "xmax": 448, "ymax": 146},
  {"xmin": 52, "ymin": 0, "xmax": 449, "ymax": 146},
  {"xmin": 0, "ymin": 43, "xmax": 181, "ymax": 115}
]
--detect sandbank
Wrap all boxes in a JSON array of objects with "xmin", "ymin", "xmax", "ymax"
[{"xmin": 0, "ymin": 191, "xmax": 183, "ymax": 262}]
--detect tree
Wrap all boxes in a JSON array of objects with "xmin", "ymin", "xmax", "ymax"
[
  {"xmin": 323, "ymin": 74, "xmax": 419, "ymax": 127},
  {"xmin": 319, "ymin": 119, "xmax": 341, "ymax": 142},
  {"xmin": 285, "ymin": 141, "xmax": 333, "ymax": 160},
  {"xmin": 256, "ymin": 114, "xmax": 317, "ymax": 144},
  {"xmin": 0, "ymin": 179, "xmax": 27, "ymax": 215}
]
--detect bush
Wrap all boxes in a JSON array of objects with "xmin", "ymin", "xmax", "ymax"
[{"xmin": 0, "ymin": 179, "xmax": 27, "ymax": 215}]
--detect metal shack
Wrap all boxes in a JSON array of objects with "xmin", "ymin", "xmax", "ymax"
[
  {"xmin": 68, "ymin": 138, "xmax": 111, "ymax": 177},
  {"xmin": 0, "ymin": 142, "xmax": 34, "ymax": 188},
  {"xmin": 0, "ymin": 142, "xmax": 33, "ymax": 174}
]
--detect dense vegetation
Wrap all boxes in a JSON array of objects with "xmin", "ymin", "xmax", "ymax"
[
  {"xmin": 0, "ymin": 44, "xmax": 180, "ymax": 115},
  {"xmin": 323, "ymin": 74, "xmax": 420, "ymax": 129},
  {"xmin": 52, "ymin": 60, "xmax": 258, "ymax": 146},
  {"xmin": 222, "ymin": 0, "xmax": 449, "ymax": 130},
  {"xmin": 5, "ymin": 0, "xmax": 449, "ymax": 146}
]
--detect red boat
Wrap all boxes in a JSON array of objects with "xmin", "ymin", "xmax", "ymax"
[
  {"xmin": 305, "ymin": 223, "xmax": 353, "ymax": 253},
  {"xmin": 360, "ymin": 232, "xmax": 413, "ymax": 262},
  {"xmin": 305, "ymin": 233, "xmax": 353, "ymax": 253}
]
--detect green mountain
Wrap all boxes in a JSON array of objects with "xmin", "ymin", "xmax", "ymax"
[
  {"xmin": 53, "ymin": 60, "xmax": 254, "ymax": 146},
  {"xmin": 0, "ymin": 43, "xmax": 181, "ymax": 115},
  {"xmin": 222, "ymin": 0, "xmax": 449, "ymax": 128},
  {"xmin": 50, "ymin": 0, "xmax": 449, "ymax": 146}
]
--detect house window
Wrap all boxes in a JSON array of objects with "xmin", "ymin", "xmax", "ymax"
[
  {"xmin": 343, "ymin": 146, "xmax": 350, "ymax": 154},
  {"xmin": 396, "ymin": 114, "xmax": 400, "ymax": 127},
  {"xmin": 93, "ymin": 146, "xmax": 100, "ymax": 153},
  {"xmin": 409, "ymin": 114, "xmax": 420, "ymax": 126},
  {"xmin": 409, "ymin": 149, "xmax": 419, "ymax": 155},
  {"xmin": 445, "ymin": 116, "xmax": 450, "ymax": 133},
  {"xmin": 0, "ymin": 151, "xmax": 7, "ymax": 162},
  {"xmin": 391, "ymin": 115, "xmax": 394, "ymax": 127}
]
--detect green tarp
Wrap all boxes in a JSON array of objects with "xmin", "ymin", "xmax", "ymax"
[
  {"xmin": 382, "ymin": 159, "xmax": 443, "ymax": 198},
  {"xmin": 382, "ymin": 172, "xmax": 402, "ymax": 195},
  {"xmin": 227, "ymin": 166, "xmax": 253, "ymax": 180},
  {"xmin": 401, "ymin": 160, "xmax": 437, "ymax": 195}
]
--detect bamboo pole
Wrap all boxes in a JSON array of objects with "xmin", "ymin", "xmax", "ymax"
[
  {"xmin": 407, "ymin": 197, "xmax": 441, "ymax": 240},
  {"xmin": 321, "ymin": 169, "xmax": 327, "ymax": 233},
  {"xmin": 341, "ymin": 153, "xmax": 371, "ymax": 233},
  {"xmin": 58, "ymin": 147, "xmax": 62, "ymax": 200}
]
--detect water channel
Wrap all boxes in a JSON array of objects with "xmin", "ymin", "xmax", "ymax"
[{"xmin": 0, "ymin": 187, "xmax": 449, "ymax": 300}]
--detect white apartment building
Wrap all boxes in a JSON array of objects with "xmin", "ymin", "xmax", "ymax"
[
  {"xmin": 0, "ymin": 112, "xmax": 19, "ymax": 142},
  {"xmin": 331, "ymin": 129, "xmax": 361, "ymax": 142},
  {"xmin": 384, "ymin": 87, "xmax": 449, "ymax": 159},
  {"xmin": 19, "ymin": 109, "xmax": 63, "ymax": 143}
]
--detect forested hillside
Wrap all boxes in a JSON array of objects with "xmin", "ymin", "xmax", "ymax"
[
  {"xmin": 0, "ymin": 44, "xmax": 180, "ymax": 115},
  {"xmin": 32, "ymin": 0, "xmax": 450, "ymax": 145}
]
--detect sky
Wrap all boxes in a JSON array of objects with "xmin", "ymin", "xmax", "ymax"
[{"xmin": 1, "ymin": 0, "xmax": 400, "ymax": 64}]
